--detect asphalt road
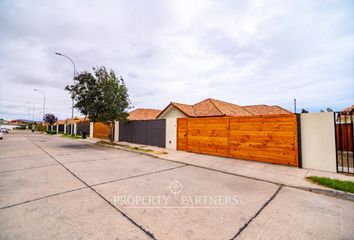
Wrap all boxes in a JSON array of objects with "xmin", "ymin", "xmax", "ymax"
[{"xmin": 0, "ymin": 131, "xmax": 353, "ymax": 240}]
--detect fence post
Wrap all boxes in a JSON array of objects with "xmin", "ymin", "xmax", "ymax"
[{"xmin": 296, "ymin": 114, "xmax": 302, "ymax": 168}]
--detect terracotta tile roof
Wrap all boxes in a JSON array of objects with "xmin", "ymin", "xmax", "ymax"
[
  {"xmin": 209, "ymin": 99, "xmax": 253, "ymax": 116},
  {"xmin": 64, "ymin": 117, "xmax": 89, "ymax": 124},
  {"xmin": 243, "ymin": 105, "xmax": 291, "ymax": 115},
  {"xmin": 341, "ymin": 105, "xmax": 354, "ymax": 113},
  {"xmin": 128, "ymin": 108, "xmax": 161, "ymax": 120},
  {"xmin": 171, "ymin": 102, "xmax": 195, "ymax": 117},
  {"xmin": 159, "ymin": 98, "xmax": 291, "ymax": 118},
  {"xmin": 65, "ymin": 118, "xmax": 75, "ymax": 124},
  {"xmin": 55, "ymin": 120, "xmax": 66, "ymax": 125}
]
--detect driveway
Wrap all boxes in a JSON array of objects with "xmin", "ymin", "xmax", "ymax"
[{"xmin": 0, "ymin": 131, "xmax": 353, "ymax": 239}]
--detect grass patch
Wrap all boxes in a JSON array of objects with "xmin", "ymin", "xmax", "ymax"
[
  {"xmin": 306, "ymin": 176, "xmax": 354, "ymax": 194},
  {"xmin": 128, "ymin": 146, "xmax": 153, "ymax": 153},
  {"xmin": 61, "ymin": 134, "xmax": 81, "ymax": 139},
  {"xmin": 96, "ymin": 140, "xmax": 117, "ymax": 146},
  {"xmin": 96, "ymin": 141, "xmax": 168, "ymax": 154}
]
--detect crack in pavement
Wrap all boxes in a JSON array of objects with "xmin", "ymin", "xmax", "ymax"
[
  {"xmin": 25, "ymin": 136, "xmax": 158, "ymax": 240},
  {"xmin": 107, "ymin": 144, "xmax": 354, "ymax": 202},
  {"xmin": 231, "ymin": 185, "xmax": 283, "ymax": 239},
  {"xmin": 91, "ymin": 164, "xmax": 188, "ymax": 187},
  {"xmin": 0, "ymin": 187, "xmax": 88, "ymax": 210},
  {"xmin": 0, "ymin": 163, "xmax": 60, "ymax": 174},
  {"xmin": 0, "ymin": 164, "xmax": 187, "ymax": 211}
]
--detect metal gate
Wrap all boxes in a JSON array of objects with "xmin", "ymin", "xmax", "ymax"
[
  {"xmin": 77, "ymin": 122, "xmax": 90, "ymax": 135},
  {"xmin": 66, "ymin": 124, "xmax": 73, "ymax": 135},
  {"xmin": 335, "ymin": 112, "xmax": 354, "ymax": 174},
  {"xmin": 119, "ymin": 119, "xmax": 166, "ymax": 147},
  {"xmin": 58, "ymin": 124, "xmax": 64, "ymax": 133}
]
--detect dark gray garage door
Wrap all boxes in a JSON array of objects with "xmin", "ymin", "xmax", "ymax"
[
  {"xmin": 119, "ymin": 119, "xmax": 166, "ymax": 147},
  {"xmin": 77, "ymin": 122, "xmax": 90, "ymax": 135},
  {"xmin": 58, "ymin": 124, "xmax": 65, "ymax": 133}
]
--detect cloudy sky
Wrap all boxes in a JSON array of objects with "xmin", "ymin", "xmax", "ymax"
[{"xmin": 0, "ymin": 0, "xmax": 353, "ymax": 121}]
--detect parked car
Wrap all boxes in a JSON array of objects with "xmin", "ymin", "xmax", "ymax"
[
  {"xmin": 1, "ymin": 128, "xmax": 9, "ymax": 133},
  {"xmin": 0, "ymin": 130, "xmax": 3, "ymax": 140}
]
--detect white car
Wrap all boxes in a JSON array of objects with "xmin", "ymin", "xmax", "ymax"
[{"xmin": 0, "ymin": 130, "xmax": 3, "ymax": 140}]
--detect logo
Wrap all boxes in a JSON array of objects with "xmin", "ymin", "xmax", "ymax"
[
  {"xmin": 168, "ymin": 179, "xmax": 182, "ymax": 196},
  {"xmin": 113, "ymin": 179, "xmax": 239, "ymax": 209}
]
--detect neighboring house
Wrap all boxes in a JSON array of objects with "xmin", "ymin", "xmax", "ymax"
[
  {"xmin": 115, "ymin": 108, "xmax": 162, "ymax": 143},
  {"xmin": 337, "ymin": 104, "xmax": 354, "ymax": 123},
  {"xmin": 65, "ymin": 118, "xmax": 75, "ymax": 135},
  {"xmin": 128, "ymin": 108, "xmax": 161, "ymax": 120},
  {"xmin": 157, "ymin": 98, "xmax": 291, "ymax": 150},
  {"xmin": 342, "ymin": 105, "xmax": 354, "ymax": 113},
  {"xmin": 55, "ymin": 120, "xmax": 66, "ymax": 133},
  {"xmin": 9, "ymin": 119, "xmax": 29, "ymax": 125}
]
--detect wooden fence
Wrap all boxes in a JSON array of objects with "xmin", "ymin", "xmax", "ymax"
[
  {"xmin": 93, "ymin": 122, "xmax": 110, "ymax": 139},
  {"xmin": 177, "ymin": 114, "xmax": 298, "ymax": 166}
]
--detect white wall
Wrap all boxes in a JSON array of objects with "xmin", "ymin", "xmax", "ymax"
[
  {"xmin": 114, "ymin": 121, "xmax": 119, "ymax": 141},
  {"xmin": 158, "ymin": 106, "xmax": 187, "ymax": 150},
  {"xmin": 301, "ymin": 112, "xmax": 336, "ymax": 173},
  {"xmin": 89, "ymin": 122, "xmax": 93, "ymax": 138}
]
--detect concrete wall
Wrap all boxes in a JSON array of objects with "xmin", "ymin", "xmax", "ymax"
[
  {"xmin": 89, "ymin": 122, "xmax": 93, "ymax": 138},
  {"xmin": 159, "ymin": 106, "xmax": 187, "ymax": 150},
  {"xmin": 114, "ymin": 121, "xmax": 119, "ymax": 141},
  {"xmin": 301, "ymin": 112, "xmax": 337, "ymax": 173}
]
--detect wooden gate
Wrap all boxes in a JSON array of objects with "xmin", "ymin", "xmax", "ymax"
[
  {"xmin": 93, "ymin": 122, "xmax": 110, "ymax": 139},
  {"xmin": 177, "ymin": 114, "xmax": 298, "ymax": 166}
]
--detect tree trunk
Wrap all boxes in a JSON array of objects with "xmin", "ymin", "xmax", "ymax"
[{"xmin": 109, "ymin": 126, "xmax": 114, "ymax": 142}]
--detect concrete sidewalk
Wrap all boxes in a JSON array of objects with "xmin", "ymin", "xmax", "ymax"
[{"xmin": 89, "ymin": 139, "xmax": 354, "ymax": 198}]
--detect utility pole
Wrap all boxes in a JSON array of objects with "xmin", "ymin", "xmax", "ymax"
[
  {"xmin": 26, "ymin": 101, "xmax": 35, "ymax": 131},
  {"xmin": 55, "ymin": 52, "xmax": 77, "ymax": 134},
  {"xmin": 33, "ymin": 89, "xmax": 45, "ymax": 120}
]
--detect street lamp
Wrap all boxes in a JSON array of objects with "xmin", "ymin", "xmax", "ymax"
[
  {"xmin": 26, "ymin": 101, "xmax": 34, "ymax": 123},
  {"xmin": 33, "ymin": 89, "xmax": 45, "ymax": 120},
  {"xmin": 55, "ymin": 52, "xmax": 77, "ymax": 134},
  {"xmin": 55, "ymin": 52, "xmax": 76, "ymax": 118}
]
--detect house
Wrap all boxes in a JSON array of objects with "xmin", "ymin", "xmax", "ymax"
[
  {"xmin": 114, "ymin": 108, "xmax": 162, "ymax": 142},
  {"xmin": 342, "ymin": 105, "xmax": 354, "ymax": 113},
  {"xmin": 54, "ymin": 120, "xmax": 66, "ymax": 133},
  {"xmin": 128, "ymin": 108, "xmax": 161, "ymax": 120},
  {"xmin": 336, "ymin": 104, "xmax": 354, "ymax": 123},
  {"xmin": 157, "ymin": 98, "xmax": 291, "ymax": 150}
]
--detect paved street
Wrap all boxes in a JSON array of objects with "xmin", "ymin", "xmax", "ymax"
[{"xmin": 0, "ymin": 131, "xmax": 353, "ymax": 240}]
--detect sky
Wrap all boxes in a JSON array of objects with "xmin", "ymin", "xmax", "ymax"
[{"xmin": 0, "ymin": 0, "xmax": 353, "ymax": 121}]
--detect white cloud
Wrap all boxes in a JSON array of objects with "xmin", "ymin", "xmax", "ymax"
[{"xmin": 0, "ymin": 0, "xmax": 353, "ymax": 120}]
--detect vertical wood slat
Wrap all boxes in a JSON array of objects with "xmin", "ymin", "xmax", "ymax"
[
  {"xmin": 93, "ymin": 122, "xmax": 110, "ymax": 139},
  {"xmin": 177, "ymin": 114, "xmax": 299, "ymax": 166}
]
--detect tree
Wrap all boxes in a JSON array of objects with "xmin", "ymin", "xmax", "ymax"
[
  {"xmin": 65, "ymin": 66, "xmax": 131, "ymax": 141},
  {"xmin": 43, "ymin": 113, "xmax": 58, "ymax": 131}
]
